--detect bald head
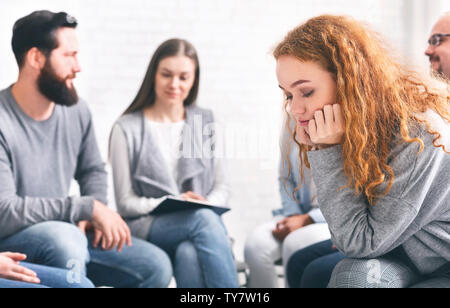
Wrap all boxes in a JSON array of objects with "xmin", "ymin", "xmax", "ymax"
[
  {"xmin": 425, "ymin": 13, "xmax": 450, "ymax": 79},
  {"xmin": 435, "ymin": 13, "xmax": 450, "ymax": 32}
]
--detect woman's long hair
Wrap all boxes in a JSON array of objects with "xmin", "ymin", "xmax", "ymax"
[
  {"xmin": 123, "ymin": 38, "xmax": 200, "ymax": 115},
  {"xmin": 274, "ymin": 15, "xmax": 450, "ymax": 205}
]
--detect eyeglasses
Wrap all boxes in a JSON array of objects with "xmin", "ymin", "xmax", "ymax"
[{"xmin": 428, "ymin": 33, "xmax": 450, "ymax": 46}]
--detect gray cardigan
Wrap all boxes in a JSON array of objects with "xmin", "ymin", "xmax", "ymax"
[
  {"xmin": 114, "ymin": 106, "xmax": 216, "ymax": 239},
  {"xmin": 307, "ymin": 112, "xmax": 449, "ymax": 275}
]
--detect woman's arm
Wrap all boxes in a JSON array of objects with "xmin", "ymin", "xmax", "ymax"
[
  {"xmin": 205, "ymin": 144, "xmax": 230, "ymax": 207},
  {"xmin": 278, "ymin": 157, "xmax": 305, "ymax": 217},
  {"xmin": 307, "ymin": 133, "xmax": 445, "ymax": 259},
  {"xmin": 110, "ymin": 125, "xmax": 166, "ymax": 217}
]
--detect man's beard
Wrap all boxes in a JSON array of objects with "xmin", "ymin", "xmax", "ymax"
[
  {"xmin": 37, "ymin": 62, "xmax": 78, "ymax": 107},
  {"xmin": 429, "ymin": 56, "xmax": 443, "ymax": 76}
]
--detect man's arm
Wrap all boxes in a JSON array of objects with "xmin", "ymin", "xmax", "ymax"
[{"xmin": 0, "ymin": 134, "xmax": 94, "ymax": 238}]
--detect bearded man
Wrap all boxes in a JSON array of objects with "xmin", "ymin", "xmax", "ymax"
[
  {"xmin": 425, "ymin": 12, "xmax": 450, "ymax": 80},
  {"xmin": 0, "ymin": 10, "xmax": 172, "ymax": 288}
]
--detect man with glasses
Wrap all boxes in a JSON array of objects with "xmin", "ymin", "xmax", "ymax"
[{"xmin": 425, "ymin": 13, "xmax": 450, "ymax": 79}]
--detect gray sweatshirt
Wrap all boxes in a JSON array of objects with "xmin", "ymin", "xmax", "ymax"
[
  {"xmin": 307, "ymin": 111, "xmax": 450, "ymax": 275},
  {"xmin": 0, "ymin": 86, "xmax": 107, "ymax": 239}
]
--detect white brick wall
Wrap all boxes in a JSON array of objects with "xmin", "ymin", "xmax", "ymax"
[{"xmin": 0, "ymin": 0, "xmax": 445, "ymax": 261}]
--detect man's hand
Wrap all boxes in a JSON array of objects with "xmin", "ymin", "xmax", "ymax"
[
  {"xmin": 91, "ymin": 201, "xmax": 132, "ymax": 252},
  {"xmin": 77, "ymin": 220, "xmax": 105, "ymax": 251},
  {"xmin": 272, "ymin": 214, "xmax": 314, "ymax": 241},
  {"xmin": 308, "ymin": 104, "xmax": 345, "ymax": 149},
  {"xmin": 77, "ymin": 220, "xmax": 93, "ymax": 234},
  {"xmin": 0, "ymin": 252, "xmax": 40, "ymax": 284}
]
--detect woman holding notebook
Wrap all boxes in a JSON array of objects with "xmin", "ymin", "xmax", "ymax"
[{"xmin": 109, "ymin": 39, "xmax": 238, "ymax": 288}]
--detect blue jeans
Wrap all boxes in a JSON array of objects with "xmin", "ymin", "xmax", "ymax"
[
  {"xmin": 287, "ymin": 239, "xmax": 346, "ymax": 288},
  {"xmin": 0, "ymin": 262, "xmax": 94, "ymax": 288},
  {"xmin": 0, "ymin": 221, "xmax": 172, "ymax": 288},
  {"xmin": 148, "ymin": 208, "xmax": 239, "ymax": 288}
]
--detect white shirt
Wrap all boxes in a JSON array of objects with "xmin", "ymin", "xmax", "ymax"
[
  {"xmin": 147, "ymin": 119, "xmax": 185, "ymax": 183},
  {"xmin": 110, "ymin": 120, "xmax": 230, "ymax": 218}
]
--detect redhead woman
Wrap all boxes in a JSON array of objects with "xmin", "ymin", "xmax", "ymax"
[{"xmin": 274, "ymin": 15, "xmax": 450, "ymax": 288}]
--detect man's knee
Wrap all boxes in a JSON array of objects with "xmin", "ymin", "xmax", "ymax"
[{"xmin": 31, "ymin": 221, "xmax": 89, "ymax": 270}]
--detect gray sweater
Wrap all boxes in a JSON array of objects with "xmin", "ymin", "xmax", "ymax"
[
  {"xmin": 0, "ymin": 86, "xmax": 107, "ymax": 239},
  {"xmin": 307, "ymin": 111, "xmax": 449, "ymax": 275}
]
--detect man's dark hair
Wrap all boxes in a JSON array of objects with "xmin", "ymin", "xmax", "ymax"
[{"xmin": 12, "ymin": 10, "xmax": 78, "ymax": 68}]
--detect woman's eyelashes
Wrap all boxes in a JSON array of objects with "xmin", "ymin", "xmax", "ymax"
[
  {"xmin": 160, "ymin": 72, "xmax": 190, "ymax": 81},
  {"xmin": 284, "ymin": 89, "xmax": 314, "ymax": 102},
  {"xmin": 302, "ymin": 89, "xmax": 314, "ymax": 98}
]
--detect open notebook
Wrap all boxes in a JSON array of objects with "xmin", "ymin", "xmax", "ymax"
[{"xmin": 150, "ymin": 196, "xmax": 230, "ymax": 216}]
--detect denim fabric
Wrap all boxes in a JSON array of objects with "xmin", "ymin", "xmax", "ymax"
[
  {"xmin": 0, "ymin": 221, "xmax": 172, "ymax": 288},
  {"xmin": 287, "ymin": 239, "xmax": 345, "ymax": 288},
  {"xmin": 148, "ymin": 208, "xmax": 239, "ymax": 288},
  {"xmin": 0, "ymin": 262, "xmax": 94, "ymax": 288},
  {"xmin": 173, "ymin": 241, "xmax": 205, "ymax": 288}
]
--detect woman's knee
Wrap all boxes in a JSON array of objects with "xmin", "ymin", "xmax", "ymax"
[
  {"xmin": 139, "ymin": 245, "xmax": 173, "ymax": 288},
  {"xmin": 175, "ymin": 241, "xmax": 198, "ymax": 261},
  {"xmin": 245, "ymin": 223, "xmax": 281, "ymax": 266},
  {"xmin": 192, "ymin": 208, "xmax": 228, "ymax": 238},
  {"xmin": 328, "ymin": 258, "xmax": 419, "ymax": 288},
  {"xmin": 282, "ymin": 233, "xmax": 309, "ymax": 263},
  {"xmin": 193, "ymin": 208, "xmax": 222, "ymax": 226}
]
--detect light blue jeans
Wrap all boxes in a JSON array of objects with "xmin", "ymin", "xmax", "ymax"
[
  {"xmin": 148, "ymin": 208, "xmax": 239, "ymax": 288},
  {"xmin": 0, "ymin": 221, "xmax": 172, "ymax": 288},
  {"xmin": 0, "ymin": 262, "xmax": 94, "ymax": 288}
]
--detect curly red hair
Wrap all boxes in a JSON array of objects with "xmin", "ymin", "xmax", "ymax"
[{"xmin": 274, "ymin": 15, "xmax": 450, "ymax": 205}]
